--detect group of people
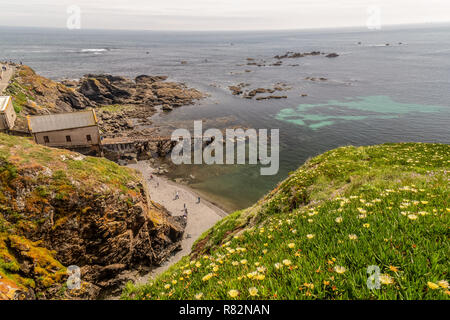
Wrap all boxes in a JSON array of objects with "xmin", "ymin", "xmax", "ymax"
[
  {"xmin": 0, "ymin": 64, "xmax": 7, "ymax": 80},
  {"xmin": 149, "ymin": 173, "xmax": 201, "ymax": 221}
]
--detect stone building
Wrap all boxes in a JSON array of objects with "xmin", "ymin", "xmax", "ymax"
[
  {"xmin": 27, "ymin": 110, "xmax": 101, "ymax": 152},
  {"xmin": 0, "ymin": 96, "xmax": 17, "ymax": 130}
]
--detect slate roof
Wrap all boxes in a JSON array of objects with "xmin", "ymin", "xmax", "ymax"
[{"xmin": 28, "ymin": 110, "xmax": 97, "ymax": 133}]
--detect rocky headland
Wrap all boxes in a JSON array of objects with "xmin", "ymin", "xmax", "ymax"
[{"xmin": 5, "ymin": 65, "xmax": 204, "ymax": 138}]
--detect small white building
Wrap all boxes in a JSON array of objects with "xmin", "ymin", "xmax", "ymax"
[
  {"xmin": 27, "ymin": 110, "xmax": 101, "ymax": 150},
  {"xmin": 0, "ymin": 96, "xmax": 17, "ymax": 130}
]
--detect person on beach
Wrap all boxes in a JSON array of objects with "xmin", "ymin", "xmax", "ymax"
[
  {"xmin": 174, "ymin": 191, "xmax": 179, "ymax": 200},
  {"xmin": 183, "ymin": 208, "xmax": 188, "ymax": 220},
  {"xmin": 197, "ymin": 196, "xmax": 201, "ymax": 204}
]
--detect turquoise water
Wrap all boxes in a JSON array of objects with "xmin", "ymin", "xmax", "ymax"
[{"xmin": 276, "ymin": 96, "xmax": 445, "ymax": 130}]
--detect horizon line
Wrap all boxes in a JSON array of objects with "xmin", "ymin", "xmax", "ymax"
[{"xmin": 0, "ymin": 21, "xmax": 449, "ymax": 33}]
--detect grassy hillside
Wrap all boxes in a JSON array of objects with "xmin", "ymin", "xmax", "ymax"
[{"xmin": 123, "ymin": 143, "xmax": 449, "ymax": 300}]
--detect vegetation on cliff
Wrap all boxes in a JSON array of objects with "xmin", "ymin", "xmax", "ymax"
[
  {"xmin": 0, "ymin": 133, "xmax": 184, "ymax": 300},
  {"xmin": 4, "ymin": 66, "xmax": 93, "ymax": 130},
  {"xmin": 123, "ymin": 143, "xmax": 449, "ymax": 300}
]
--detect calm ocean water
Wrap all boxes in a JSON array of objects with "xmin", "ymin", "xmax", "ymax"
[{"xmin": 1, "ymin": 25, "xmax": 449, "ymax": 211}]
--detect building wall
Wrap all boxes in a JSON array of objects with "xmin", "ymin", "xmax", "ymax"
[
  {"xmin": 0, "ymin": 98, "xmax": 17, "ymax": 130},
  {"xmin": 33, "ymin": 126, "xmax": 100, "ymax": 148}
]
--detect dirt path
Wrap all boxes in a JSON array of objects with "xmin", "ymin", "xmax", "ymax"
[
  {"xmin": 127, "ymin": 161, "xmax": 227, "ymax": 284},
  {"xmin": 0, "ymin": 65, "xmax": 14, "ymax": 93}
]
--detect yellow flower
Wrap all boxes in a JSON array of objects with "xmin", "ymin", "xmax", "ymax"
[
  {"xmin": 348, "ymin": 234, "xmax": 358, "ymax": 240},
  {"xmin": 240, "ymin": 259, "xmax": 248, "ymax": 265},
  {"xmin": 379, "ymin": 274, "xmax": 394, "ymax": 285},
  {"xmin": 228, "ymin": 289, "xmax": 239, "ymax": 298},
  {"xmin": 288, "ymin": 243, "xmax": 295, "ymax": 249},
  {"xmin": 255, "ymin": 274, "xmax": 265, "ymax": 280},
  {"xmin": 438, "ymin": 280, "xmax": 449, "ymax": 289},
  {"xmin": 195, "ymin": 262, "xmax": 202, "ymax": 267},
  {"xmin": 171, "ymin": 280, "xmax": 177, "ymax": 285},
  {"xmin": 421, "ymin": 201, "xmax": 428, "ymax": 204},
  {"xmin": 232, "ymin": 261, "xmax": 239, "ymax": 266},
  {"xmin": 427, "ymin": 282, "xmax": 439, "ymax": 290},
  {"xmin": 303, "ymin": 283, "xmax": 314, "ymax": 289},
  {"xmin": 183, "ymin": 269, "xmax": 192, "ymax": 275},
  {"xmin": 407, "ymin": 214, "xmax": 418, "ymax": 220},
  {"xmin": 334, "ymin": 266, "xmax": 346, "ymax": 274},
  {"xmin": 335, "ymin": 217, "xmax": 343, "ymax": 223},
  {"xmin": 306, "ymin": 234, "xmax": 315, "ymax": 239},
  {"xmin": 363, "ymin": 223, "xmax": 370, "ymax": 228},
  {"xmin": 195, "ymin": 293, "xmax": 204, "ymax": 299},
  {"xmin": 262, "ymin": 249, "xmax": 268, "ymax": 254},
  {"xmin": 247, "ymin": 287, "xmax": 259, "ymax": 297},
  {"xmin": 202, "ymin": 273, "xmax": 214, "ymax": 281},
  {"xmin": 282, "ymin": 259, "xmax": 292, "ymax": 266},
  {"xmin": 164, "ymin": 284, "xmax": 171, "ymax": 289},
  {"xmin": 257, "ymin": 266, "xmax": 266, "ymax": 273},
  {"xmin": 389, "ymin": 266, "xmax": 399, "ymax": 272},
  {"xmin": 213, "ymin": 266, "xmax": 219, "ymax": 272},
  {"xmin": 274, "ymin": 263, "xmax": 282, "ymax": 269}
]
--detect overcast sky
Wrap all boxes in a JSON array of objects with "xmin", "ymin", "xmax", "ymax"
[{"xmin": 0, "ymin": 0, "xmax": 449, "ymax": 30}]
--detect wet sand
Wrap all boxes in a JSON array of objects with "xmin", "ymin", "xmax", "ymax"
[{"xmin": 127, "ymin": 161, "xmax": 227, "ymax": 283}]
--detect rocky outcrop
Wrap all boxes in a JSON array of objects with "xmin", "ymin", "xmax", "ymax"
[
  {"xmin": 229, "ymin": 84, "xmax": 291, "ymax": 100},
  {"xmin": 77, "ymin": 74, "xmax": 203, "ymax": 108},
  {"xmin": 0, "ymin": 133, "xmax": 185, "ymax": 300},
  {"xmin": 274, "ymin": 51, "xmax": 339, "ymax": 59}
]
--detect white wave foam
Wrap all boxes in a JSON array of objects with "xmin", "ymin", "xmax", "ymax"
[{"xmin": 81, "ymin": 48, "xmax": 108, "ymax": 53}]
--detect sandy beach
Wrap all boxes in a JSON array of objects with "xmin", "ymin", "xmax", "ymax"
[{"xmin": 127, "ymin": 161, "xmax": 227, "ymax": 282}]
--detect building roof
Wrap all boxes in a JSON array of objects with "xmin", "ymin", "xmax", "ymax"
[
  {"xmin": 0, "ymin": 96, "xmax": 11, "ymax": 112},
  {"xmin": 28, "ymin": 110, "xmax": 98, "ymax": 133}
]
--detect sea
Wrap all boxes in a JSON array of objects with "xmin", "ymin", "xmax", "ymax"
[{"xmin": 1, "ymin": 24, "xmax": 449, "ymax": 211}]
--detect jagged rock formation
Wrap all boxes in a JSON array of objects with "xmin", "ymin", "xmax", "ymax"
[{"xmin": 0, "ymin": 133, "xmax": 185, "ymax": 300}]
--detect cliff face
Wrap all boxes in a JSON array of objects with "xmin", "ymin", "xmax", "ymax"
[{"xmin": 0, "ymin": 133, "xmax": 184, "ymax": 300}]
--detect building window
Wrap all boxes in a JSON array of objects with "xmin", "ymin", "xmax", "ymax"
[
  {"xmin": 43, "ymin": 136, "xmax": 50, "ymax": 143},
  {"xmin": 86, "ymin": 134, "xmax": 92, "ymax": 142},
  {"xmin": 66, "ymin": 135, "xmax": 71, "ymax": 142}
]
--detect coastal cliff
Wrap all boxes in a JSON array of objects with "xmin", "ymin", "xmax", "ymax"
[
  {"xmin": 123, "ymin": 143, "xmax": 449, "ymax": 300},
  {"xmin": 0, "ymin": 133, "xmax": 185, "ymax": 300}
]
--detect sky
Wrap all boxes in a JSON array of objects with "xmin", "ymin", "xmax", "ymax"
[{"xmin": 0, "ymin": 0, "xmax": 449, "ymax": 31}]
